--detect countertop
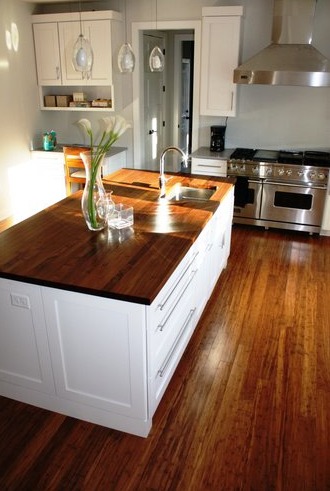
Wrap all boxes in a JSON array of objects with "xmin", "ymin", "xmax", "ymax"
[
  {"xmin": 31, "ymin": 145, "xmax": 127, "ymax": 157},
  {"xmin": 0, "ymin": 169, "xmax": 233, "ymax": 305}
]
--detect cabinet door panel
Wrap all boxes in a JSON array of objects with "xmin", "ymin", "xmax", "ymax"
[
  {"xmin": 59, "ymin": 20, "xmax": 112, "ymax": 86},
  {"xmin": 0, "ymin": 279, "xmax": 55, "ymax": 393},
  {"xmin": 84, "ymin": 20, "xmax": 113, "ymax": 85},
  {"xmin": 58, "ymin": 21, "xmax": 83, "ymax": 85},
  {"xmin": 33, "ymin": 23, "xmax": 61, "ymax": 85},
  {"xmin": 42, "ymin": 288, "xmax": 148, "ymax": 419},
  {"xmin": 200, "ymin": 16, "xmax": 241, "ymax": 116}
]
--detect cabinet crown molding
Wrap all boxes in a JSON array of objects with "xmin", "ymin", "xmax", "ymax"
[
  {"xmin": 202, "ymin": 6, "xmax": 243, "ymax": 17},
  {"xmin": 32, "ymin": 10, "xmax": 122, "ymax": 23}
]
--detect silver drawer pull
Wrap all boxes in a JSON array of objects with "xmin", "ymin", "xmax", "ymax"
[
  {"xmin": 158, "ymin": 308, "xmax": 196, "ymax": 378},
  {"xmin": 158, "ymin": 252, "xmax": 199, "ymax": 311},
  {"xmin": 158, "ymin": 269, "xmax": 198, "ymax": 331}
]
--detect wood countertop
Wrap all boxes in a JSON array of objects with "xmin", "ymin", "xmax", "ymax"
[{"xmin": 0, "ymin": 169, "xmax": 233, "ymax": 304}]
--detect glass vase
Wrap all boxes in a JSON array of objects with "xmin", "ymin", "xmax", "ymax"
[{"xmin": 80, "ymin": 150, "xmax": 107, "ymax": 231}]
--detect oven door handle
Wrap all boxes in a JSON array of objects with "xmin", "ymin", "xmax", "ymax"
[{"xmin": 263, "ymin": 180, "xmax": 327, "ymax": 190}]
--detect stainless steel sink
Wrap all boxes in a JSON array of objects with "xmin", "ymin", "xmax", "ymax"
[{"xmin": 167, "ymin": 185, "xmax": 217, "ymax": 201}]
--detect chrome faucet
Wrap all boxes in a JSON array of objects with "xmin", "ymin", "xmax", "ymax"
[{"xmin": 159, "ymin": 146, "xmax": 188, "ymax": 198}]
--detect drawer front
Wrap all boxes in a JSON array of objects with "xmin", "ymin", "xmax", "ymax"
[
  {"xmin": 148, "ymin": 278, "xmax": 197, "ymax": 415},
  {"xmin": 191, "ymin": 157, "xmax": 227, "ymax": 176},
  {"xmin": 148, "ymin": 246, "xmax": 197, "ymax": 332}
]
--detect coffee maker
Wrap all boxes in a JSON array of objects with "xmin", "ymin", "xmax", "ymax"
[{"xmin": 210, "ymin": 126, "xmax": 226, "ymax": 152}]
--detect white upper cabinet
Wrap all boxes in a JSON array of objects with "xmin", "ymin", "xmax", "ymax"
[
  {"xmin": 32, "ymin": 10, "xmax": 122, "ymax": 111},
  {"xmin": 58, "ymin": 19, "xmax": 113, "ymax": 86},
  {"xmin": 200, "ymin": 7, "xmax": 243, "ymax": 117},
  {"xmin": 33, "ymin": 22, "xmax": 62, "ymax": 85}
]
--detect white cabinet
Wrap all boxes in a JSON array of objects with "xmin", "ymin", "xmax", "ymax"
[
  {"xmin": 0, "ymin": 279, "xmax": 55, "ymax": 394},
  {"xmin": 32, "ymin": 10, "xmax": 122, "ymax": 111},
  {"xmin": 147, "ymin": 247, "xmax": 199, "ymax": 415},
  {"xmin": 0, "ymin": 189, "xmax": 234, "ymax": 437},
  {"xmin": 30, "ymin": 151, "xmax": 66, "ymax": 208},
  {"xmin": 191, "ymin": 157, "xmax": 227, "ymax": 177},
  {"xmin": 200, "ymin": 7, "xmax": 243, "ymax": 117},
  {"xmin": 58, "ymin": 20, "xmax": 113, "ymax": 86},
  {"xmin": 33, "ymin": 23, "xmax": 61, "ymax": 85},
  {"xmin": 42, "ymin": 288, "xmax": 148, "ymax": 420}
]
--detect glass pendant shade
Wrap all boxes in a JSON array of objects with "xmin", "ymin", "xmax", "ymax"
[
  {"xmin": 72, "ymin": 34, "xmax": 93, "ymax": 72},
  {"xmin": 118, "ymin": 42, "xmax": 135, "ymax": 73},
  {"xmin": 149, "ymin": 45, "xmax": 165, "ymax": 72}
]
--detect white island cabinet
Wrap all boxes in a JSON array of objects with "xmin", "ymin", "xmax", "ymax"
[
  {"xmin": 200, "ymin": 7, "xmax": 243, "ymax": 117},
  {"xmin": 0, "ymin": 187, "xmax": 234, "ymax": 437}
]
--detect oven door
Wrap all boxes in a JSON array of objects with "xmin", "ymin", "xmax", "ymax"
[
  {"xmin": 233, "ymin": 178, "xmax": 262, "ymax": 220},
  {"xmin": 260, "ymin": 181, "xmax": 327, "ymax": 227}
]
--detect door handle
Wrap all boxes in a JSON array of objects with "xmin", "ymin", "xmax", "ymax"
[{"xmin": 148, "ymin": 129, "xmax": 157, "ymax": 135}]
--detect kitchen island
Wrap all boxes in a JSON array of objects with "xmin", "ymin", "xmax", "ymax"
[{"xmin": 0, "ymin": 169, "xmax": 234, "ymax": 436}]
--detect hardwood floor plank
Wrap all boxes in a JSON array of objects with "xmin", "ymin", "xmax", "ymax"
[{"xmin": 0, "ymin": 225, "xmax": 329, "ymax": 491}]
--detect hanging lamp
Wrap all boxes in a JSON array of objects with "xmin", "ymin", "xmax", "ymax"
[
  {"xmin": 72, "ymin": 1, "xmax": 94, "ymax": 74},
  {"xmin": 149, "ymin": 0, "xmax": 165, "ymax": 72},
  {"xmin": 118, "ymin": 0, "xmax": 135, "ymax": 73}
]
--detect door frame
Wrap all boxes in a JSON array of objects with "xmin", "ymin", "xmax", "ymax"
[
  {"xmin": 132, "ymin": 20, "xmax": 201, "ymax": 168},
  {"xmin": 173, "ymin": 33, "xmax": 194, "ymax": 150}
]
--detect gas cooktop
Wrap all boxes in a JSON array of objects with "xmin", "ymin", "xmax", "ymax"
[{"xmin": 229, "ymin": 148, "xmax": 330, "ymax": 167}]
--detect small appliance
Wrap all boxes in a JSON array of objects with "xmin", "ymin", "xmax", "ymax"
[{"xmin": 210, "ymin": 126, "xmax": 226, "ymax": 152}]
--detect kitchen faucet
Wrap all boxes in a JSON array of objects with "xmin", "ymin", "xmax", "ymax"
[{"xmin": 159, "ymin": 146, "xmax": 188, "ymax": 198}]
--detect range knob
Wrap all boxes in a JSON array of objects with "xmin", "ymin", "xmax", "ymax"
[
  {"xmin": 318, "ymin": 172, "xmax": 326, "ymax": 180},
  {"xmin": 309, "ymin": 171, "xmax": 317, "ymax": 180},
  {"xmin": 297, "ymin": 169, "xmax": 304, "ymax": 177},
  {"xmin": 252, "ymin": 166, "xmax": 259, "ymax": 175},
  {"xmin": 265, "ymin": 167, "xmax": 272, "ymax": 176},
  {"xmin": 286, "ymin": 169, "xmax": 292, "ymax": 176},
  {"xmin": 239, "ymin": 164, "xmax": 246, "ymax": 172},
  {"xmin": 278, "ymin": 168, "xmax": 285, "ymax": 176}
]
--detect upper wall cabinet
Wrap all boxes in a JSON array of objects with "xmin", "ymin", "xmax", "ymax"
[
  {"xmin": 33, "ymin": 22, "xmax": 62, "ymax": 85},
  {"xmin": 32, "ymin": 10, "xmax": 122, "ymax": 111},
  {"xmin": 200, "ymin": 7, "xmax": 243, "ymax": 117},
  {"xmin": 58, "ymin": 20, "xmax": 113, "ymax": 86}
]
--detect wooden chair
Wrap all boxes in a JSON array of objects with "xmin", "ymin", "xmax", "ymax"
[{"xmin": 63, "ymin": 146, "xmax": 89, "ymax": 196}]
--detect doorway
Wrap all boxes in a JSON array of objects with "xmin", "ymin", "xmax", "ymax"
[
  {"xmin": 143, "ymin": 33, "xmax": 165, "ymax": 170},
  {"xmin": 132, "ymin": 20, "xmax": 202, "ymax": 169}
]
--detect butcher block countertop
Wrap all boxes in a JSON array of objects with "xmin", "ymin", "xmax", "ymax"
[{"xmin": 0, "ymin": 169, "xmax": 234, "ymax": 304}]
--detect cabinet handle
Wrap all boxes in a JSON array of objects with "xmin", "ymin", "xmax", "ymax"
[
  {"xmin": 158, "ymin": 252, "xmax": 199, "ymax": 311},
  {"xmin": 230, "ymin": 91, "xmax": 234, "ymax": 111},
  {"xmin": 158, "ymin": 268, "xmax": 198, "ymax": 331},
  {"xmin": 158, "ymin": 308, "xmax": 196, "ymax": 378},
  {"xmin": 56, "ymin": 66, "xmax": 60, "ymax": 80}
]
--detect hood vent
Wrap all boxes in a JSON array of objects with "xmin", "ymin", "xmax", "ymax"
[{"xmin": 234, "ymin": 0, "xmax": 330, "ymax": 87}]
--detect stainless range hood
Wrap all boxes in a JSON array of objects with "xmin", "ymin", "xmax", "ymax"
[{"xmin": 234, "ymin": 0, "xmax": 330, "ymax": 87}]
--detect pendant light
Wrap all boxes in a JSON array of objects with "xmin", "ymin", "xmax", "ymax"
[
  {"xmin": 72, "ymin": 1, "xmax": 93, "ymax": 74},
  {"xmin": 149, "ymin": 0, "xmax": 165, "ymax": 72},
  {"xmin": 118, "ymin": 0, "xmax": 135, "ymax": 73}
]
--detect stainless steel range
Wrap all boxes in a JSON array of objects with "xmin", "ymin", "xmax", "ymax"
[{"xmin": 227, "ymin": 148, "xmax": 330, "ymax": 234}]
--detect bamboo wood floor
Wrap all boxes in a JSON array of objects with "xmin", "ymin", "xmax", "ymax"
[{"xmin": 0, "ymin": 224, "xmax": 329, "ymax": 491}]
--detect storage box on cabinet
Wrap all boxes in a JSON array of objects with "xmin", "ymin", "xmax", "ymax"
[{"xmin": 191, "ymin": 157, "xmax": 227, "ymax": 177}]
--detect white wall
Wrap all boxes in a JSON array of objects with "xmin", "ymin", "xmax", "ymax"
[{"xmin": 0, "ymin": 0, "xmax": 41, "ymax": 220}]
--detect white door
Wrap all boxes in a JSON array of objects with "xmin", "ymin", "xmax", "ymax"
[{"xmin": 143, "ymin": 34, "xmax": 165, "ymax": 170}]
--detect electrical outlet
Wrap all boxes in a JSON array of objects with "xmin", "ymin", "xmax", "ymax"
[{"xmin": 10, "ymin": 293, "xmax": 31, "ymax": 309}]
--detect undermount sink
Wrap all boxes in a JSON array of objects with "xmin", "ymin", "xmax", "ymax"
[{"xmin": 167, "ymin": 185, "xmax": 217, "ymax": 202}]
